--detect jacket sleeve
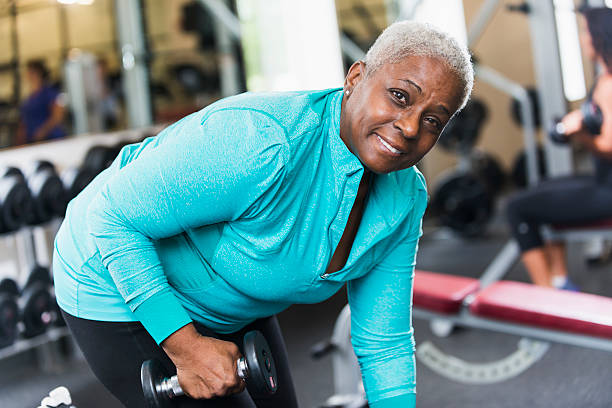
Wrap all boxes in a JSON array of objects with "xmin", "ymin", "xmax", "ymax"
[
  {"xmin": 347, "ymin": 189, "xmax": 427, "ymax": 407},
  {"xmin": 86, "ymin": 109, "xmax": 287, "ymax": 343}
]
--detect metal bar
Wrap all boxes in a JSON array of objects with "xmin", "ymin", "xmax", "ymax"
[
  {"xmin": 475, "ymin": 64, "xmax": 540, "ymax": 186},
  {"xmin": 214, "ymin": 0, "xmax": 241, "ymax": 97},
  {"xmin": 413, "ymin": 308, "xmax": 612, "ymax": 353},
  {"xmin": 0, "ymin": 327, "xmax": 70, "ymax": 361},
  {"xmin": 467, "ymin": 0, "xmax": 502, "ymax": 47},
  {"xmin": 526, "ymin": 0, "xmax": 573, "ymax": 176},
  {"xmin": 479, "ymin": 240, "xmax": 520, "ymax": 288},
  {"xmin": 340, "ymin": 34, "xmax": 366, "ymax": 64},
  {"xmin": 114, "ymin": 0, "xmax": 153, "ymax": 128},
  {"xmin": 9, "ymin": 0, "xmax": 20, "ymax": 107},
  {"xmin": 196, "ymin": 0, "xmax": 241, "ymax": 40},
  {"xmin": 394, "ymin": 0, "xmax": 426, "ymax": 21}
]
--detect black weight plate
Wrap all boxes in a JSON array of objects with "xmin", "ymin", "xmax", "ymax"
[
  {"xmin": 243, "ymin": 330, "xmax": 278, "ymax": 397},
  {"xmin": 0, "ymin": 278, "xmax": 19, "ymax": 296},
  {"xmin": 24, "ymin": 265, "xmax": 52, "ymax": 290},
  {"xmin": 27, "ymin": 169, "xmax": 67, "ymax": 223},
  {"xmin": 0, "ymin": 167, "xmax": 24, "ymax": 180},
  {"xmin": 21, "ymin": 282, "xmax": 53, "ymax": 338},
  {"xmin": 0, "ymin": 295, "xmax": 19, "ymax": 348},
  {"xmin": 141, "ymin": 359, "xmax": 173, "ymax": 408},
  {"xmin": 469, "ymin": 151, "xmax": 506, "ymax": 195},
  {"xmin": 431, "ymin": 173, "xmax": 493, "ymax": 237},
  {"xmin": 53, "ymin": 299, "xmax": 66, "ymax": 327},
  {"xmin": 0, "ymin": 176, "xmax": 32, "ymax": 233},
  {"xmin": 510, "ymin": 87, "xmax": 541, "ymax": 128},
  {"xmin": 83, "ymin": 145, "xmax": 120, "ymax": 175},
  {"xmin": 511, "ymin": 146, "xmax": 547, "ymax": 188},
  {"xmin": 438, "ymin": 99, "xmax": 488, "ymax": 153},
  {"xmin": 62, "ymin": 167, "xmax": 96, "ymax": 201},
  {"xmin": 30, "ymin": 160, "xmax": 56, "ymax": 174}
]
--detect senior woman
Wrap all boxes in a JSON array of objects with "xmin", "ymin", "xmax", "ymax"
[{"xmin": 54, "ymin": 21, "xmax": 473, "ymax": 408}]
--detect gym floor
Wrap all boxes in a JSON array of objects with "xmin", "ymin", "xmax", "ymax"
[{"xmin": 1, "ymin": 213, "xmax": 611, "ymax": 408}]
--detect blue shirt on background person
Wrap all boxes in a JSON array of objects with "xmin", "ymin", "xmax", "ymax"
[{"xmin": 20, "ymin": 84, "xmax": 66, "ymax": 143}]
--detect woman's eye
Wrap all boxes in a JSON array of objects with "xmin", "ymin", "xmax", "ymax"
[
  {"xmin": 425, "ymin": 117, "xmax": 442, "ymax": 131},
  {"xmin": 391, "ymin": 90, "xmax": 408, "ymax": 104}
]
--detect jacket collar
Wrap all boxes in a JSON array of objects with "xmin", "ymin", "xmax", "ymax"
[{"xmin": 326, "ymin": 89, "xmax": 364, "ymax": 179}]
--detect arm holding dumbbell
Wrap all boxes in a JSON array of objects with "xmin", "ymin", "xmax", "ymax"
[
  {"xmin": 552, "ymin": 78, "xmax": 612, "ymax": 158},
  {"xmin": 569, "ymin": 78, "xmax": 612, "ymax": 159},
  {"xmin": 161, "ymin": 323, "xmax": 245, "ymax": 399}
]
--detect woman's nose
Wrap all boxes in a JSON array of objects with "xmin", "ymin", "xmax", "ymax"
[{"xmin": 394, "ymin": 112, "xmax": 420, "ymax": 139}]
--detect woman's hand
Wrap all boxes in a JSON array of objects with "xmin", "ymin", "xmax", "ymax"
[
  {"xmin": 561, "ymin": 109, "xmax": 585, "ymax": 136},
  {"xmin": 161, "ymin": 323, "xmax": 245, "ymax": 399}
]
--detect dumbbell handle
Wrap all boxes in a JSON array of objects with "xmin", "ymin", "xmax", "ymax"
[{"xmin": 159, "ymin": 357, "xmax": 248, "ymax": 399}]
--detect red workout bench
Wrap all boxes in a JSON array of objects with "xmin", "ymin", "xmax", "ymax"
[{"xmin": 413, "ymin": 270, "xmax": 612, "ymax": 351}]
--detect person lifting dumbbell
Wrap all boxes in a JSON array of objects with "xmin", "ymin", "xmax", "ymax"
[
  {"xmin": 549, "ymin": 98, "xmax": 603, "ymax": 145},
  {"xmin": 53, "ymin": 21, "xmax": 473, "ymax": 408},
  {"xmin": 506, "ymin": 6, "xmax": 612, "ymax": 290}
]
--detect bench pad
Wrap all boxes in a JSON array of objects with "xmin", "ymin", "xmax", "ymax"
[
  {"xmin": 470, "ymin": 281, "xmax": 612, "ymax": 339},
  {"xmin": 413, "ymin": 270, "xmax": 480, "ymax": 314}
]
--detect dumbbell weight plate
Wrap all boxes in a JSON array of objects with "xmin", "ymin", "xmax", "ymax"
[
  {"xmin": 141, "ymin": 359, "xmax": 174, "ymax": 408},
  {"xmin": 243, "ymin": 330, "xmax": 278, "ymax": 397},
  {"xmin": 62, "ymin": 167, "xmax": 96, "ymax": 201},
  {"xmin": 0, "ymin": 176, "xmax": 32, "ymax": 233},
  {"xmin": 0, "ymin": 278, "xmax": 19, "ymax": 296},
  {"xmin": 83, "ymin": 145, "xmax": 121, "ymax": 175},
  {"xmin": 21, "ymin": 282, "xmax": 53, "ymax": 338},
  {"xmin": 469, "ymin": 151, "xmax": 506, "ymax": 195},
  {"xmin": 431, "ymin": 172, "xmax": 493, "ymax": 237},
  {"xmin": 0, "ymin": 167, "xmax": 25, "ymax": 180},
  {"xmin": 0, "ymin": 295, "xmax": 19, "ymax": 348},
  {"xmin": 24, "ymin": 265, "xmax": 52, "ymax": 290},
  {"xmin": 27, "ymin": 169, "xmax": 67, "ymax": 224}
]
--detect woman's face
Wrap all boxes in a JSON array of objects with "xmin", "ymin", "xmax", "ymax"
[
  {"xmin": 26, "ymin": 67, "xmax": 43, "ymax": 92},
  {"xmin": 340, "ymin": 55, "xmax": 463, "ymax": 174}
]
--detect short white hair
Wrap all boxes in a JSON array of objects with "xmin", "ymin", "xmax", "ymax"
[{"xmin": 364, "ymin": 20, "xmax": 474, "ymax": 110}]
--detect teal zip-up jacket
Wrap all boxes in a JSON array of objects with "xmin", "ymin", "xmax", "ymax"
[{"xmin": 53, "ymin": 88, "xmax": 427, "ymax": 407}]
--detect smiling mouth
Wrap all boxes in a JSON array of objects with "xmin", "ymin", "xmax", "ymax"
[{"xmin": 375, "ymin": 134, "xmax": 406, "ymax": 155}]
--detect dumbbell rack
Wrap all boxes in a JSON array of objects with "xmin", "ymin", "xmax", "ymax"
[
  {"xmin": 1, "ymin": 223, "xmax": 76, "ymax": 373},
  {"xmin": 0, "ymin": 326, "xmax": 70, "ymax": 368}
]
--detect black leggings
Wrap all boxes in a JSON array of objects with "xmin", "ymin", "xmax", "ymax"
[
  {"xmin": 61, "ymin": 310, "xmax": 298, "ymax": 408},
  {"xmin": 506, "ymin": 175, "xmax": 612, "ymax": 252}
]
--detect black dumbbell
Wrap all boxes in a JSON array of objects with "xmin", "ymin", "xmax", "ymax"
[
  {"xmin": 61, "ymin": 167, "xmax": 97, "ymax": 203},
  {"xmin": 25, "ymin": 161, "xmax": 67, "ymax": 224},
  {"xmin": 581, "ymin": 99, "xmax": 603, "ymax": 135},
  {"xmin": 82, "ymin": 145, "xmax": 121, "ymax": 176},
  {"xmin": 0, "ymin": 278, "xmax": 20, "ymax": 348},
  {"xmin": 430, "ymin": 171, "xmax": 493, "ymax": 237},
  {"xmin": 20, "ymin": 266, "xmax": 55, "ymax": 338},
  {"xmin": 141, "ymin": 330, "xmax": 278, "ymax": 408},
  {"xmin": 0, "ymin": 167, "xmax": 33, "ymax": 234},
  {"xmin": 549, "ymin": 100, "xmax": 603, "ymax": 145},
  {"xmin": 24, "ymin": 265, "xmax": 66, "ymax": 328}
]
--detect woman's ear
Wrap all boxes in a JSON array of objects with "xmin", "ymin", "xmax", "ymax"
[{"xmin": 344, "ymin": 61, "xmax": 366, "ymax": 90}]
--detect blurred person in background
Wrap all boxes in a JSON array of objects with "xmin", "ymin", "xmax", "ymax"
[
  {"xmin": 97, "ymin": 57, "xmax": 121, "ymax": 131},
  {"xmin": 506, "ymin": 7, "xmax": 612, "ymax": 290},
  {"xmin": 16, "ymin": 59, "xmax": 66, "ymax": 145}
]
